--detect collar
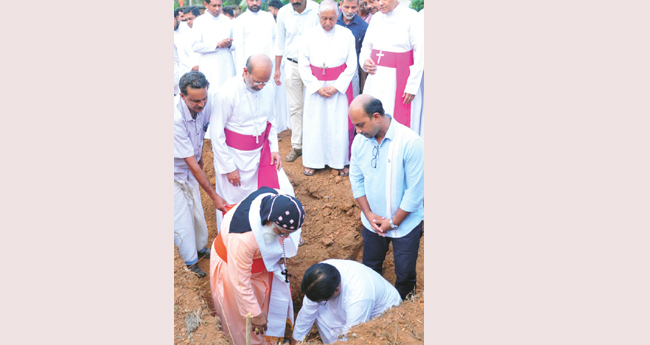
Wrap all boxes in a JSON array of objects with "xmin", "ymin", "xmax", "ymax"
[{"xmin": 379, "ymin": 114, "xmax": 397, "ymax": 144}]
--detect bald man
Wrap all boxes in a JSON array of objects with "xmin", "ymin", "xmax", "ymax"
[
  {"xmin": 210, "ymin": 54, "xmax": 296, "ymax": 231},
  {"xmin": 348, "ymin": 94, "xmax": 424, "ymax": 300}
]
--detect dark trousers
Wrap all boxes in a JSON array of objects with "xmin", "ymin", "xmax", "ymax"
[{"xmin": 362, "ymin": 221, "xmax": 423, "ymax": 300}]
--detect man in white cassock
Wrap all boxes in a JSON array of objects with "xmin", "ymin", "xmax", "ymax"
[
  {"xmin": 192, "ymin": 0, "xmax": 235, "ymax": 87},
  {"xmin": 299, "ymin": 0, "xmax": 357, "ymax": 177},
  {"xmin": 210, "ymin": 54, "xmax": 295, "ymax": 231},
  {"xmin": 359, "ymin": 0, "xmax": 423, "ymax": 137},
  {"xmin": 290, "ymin": 259, "xmax": 401, "ymax": 344},
  {"xmin": 175, "ymin": 7, "xmax": 200, "ymax": 77},
  {"xmin": 192, "ymin": 0, "xmax": 236, "ymax": 140}
]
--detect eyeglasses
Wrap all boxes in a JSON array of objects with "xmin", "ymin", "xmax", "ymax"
[
  {"xmin": 251, "ymin": 80, "xmax": 268, "ymax": 86},
  {"xmin": 371, "ymin": 145, "xmax": 379, "ymax": 168}
]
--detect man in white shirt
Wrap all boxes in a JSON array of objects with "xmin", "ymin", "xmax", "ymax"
[
  {"xmin": 359, "ymin": 0, "xmax": 423, "ymax": 136},
  {"xmin": 274, "ymin": 0, "xmax": 320, "ymax": 162},
  {"xmin": 298, "ymin": 0, "xmax": 357, "ymax": 176},
  {"xmin": 174, "ymin": 71, "xmax": 228, "ymax": 278},
  {"xmin": 290, "ymin": 259, "xmax": 401, "ymax": 344}
]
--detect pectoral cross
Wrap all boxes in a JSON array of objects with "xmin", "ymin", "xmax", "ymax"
[
  {"xmin": 281, "ymin": 268, "xmax": 292, "ymax": 283},
  {"xmin": 376, "ymin": 50, "xmax": 384, "ymax": 64},
  {"xmin": 321, "ymin": 62, "xmax": 328, "ymax": 75}
]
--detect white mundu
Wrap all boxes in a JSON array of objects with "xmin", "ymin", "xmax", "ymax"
[
  {"xmin": 299, "ymin": 24, "xmax": 357, "ymax": 170},
  {"xmin": 209, "ymin": 75, "xmax": 294, "ymax": 229},
  {"xmin": 359, "ymin": 4, "xmax": 424, "ymax": 136},
  {"xmin": 292, "ymin": 259, "xmax": 401, "ymax": 344},
  {"xmin": 191, "ymin": 10, "xmax": 236, "ymax": 90}
]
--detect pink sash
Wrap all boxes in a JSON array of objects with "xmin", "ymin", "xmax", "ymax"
[
  {"xmin": 371, "ymin": 49, "xmax": 414, "ymax": 128},
  {"xmin": 310, "ymin": 63, "xmax": 355, "ymax": 160},
  {"xmin": 224, "ymin": 122, "xmax": 280, "ymax": 189}
]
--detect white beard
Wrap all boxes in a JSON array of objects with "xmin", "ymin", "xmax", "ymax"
[
  {"xmin": 261, "ymin": 223, "xmax": 281, "ymax": 244},
  {"xmin": 343, "ymin": 12, "xmax": 355, "ymax": 20}
]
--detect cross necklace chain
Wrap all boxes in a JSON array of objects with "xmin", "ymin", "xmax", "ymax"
[
  {"xmin": 279, "ymin": 239, "xmax": 292, "ymax": 283},
  {"xmin": 244, "ymin": 89, "xmax": 261, "ymax": 144},
  {"xmin": 320, "ymin": 30, "xmax": 336, "ymax": 75}
]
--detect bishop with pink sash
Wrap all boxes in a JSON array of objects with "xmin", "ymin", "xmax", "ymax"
[
  {"xmin": 359, "ymin": 0, "xmax": 423, "ymax": 137},
  {"xmin": 210, "ymin": 71, "xmax": 295, "ymax": 231}
]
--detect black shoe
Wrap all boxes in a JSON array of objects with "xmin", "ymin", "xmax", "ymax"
[
  {"xmin": 187, "ymin": 263, "xmax": 207, "ymax": 278},
  {"xmin": 198, "ymin": 249, "xmax": 211, "ymax": 259}
]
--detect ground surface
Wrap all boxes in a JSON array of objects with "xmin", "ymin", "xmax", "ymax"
[{"xmin": 174, "ymin": 129, "xmax": 425, "ymax": 344}]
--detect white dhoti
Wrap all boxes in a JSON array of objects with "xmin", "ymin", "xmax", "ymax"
[{"xmin": 174, "ymin": 176, "xmax": 208, "ymax": 265}]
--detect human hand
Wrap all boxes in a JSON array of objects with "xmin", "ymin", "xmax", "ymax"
[
  {"xmin": 212, "ymin": 194, "xmax": 227, "ymax": 213},
  {"xmin": 271, "ymin": 152, "xmax": 282, "ymax": 170},
  {"xmin": 250, "ymin": 312, "xmax": 268, "ymax": 335},
  {"xmin": 364, "ymin": 58, "xmax": 377, "ymax": 74},
  {"xmin": 403, "ymin": 92, "xmax": 415, "ymax": 104},
  {"xmin": 364, "ymin": 211, "xmax": 386, "ymax": 237},
  {"xmin": 274, "ymin": 69, "xmax": 282, "ymax": 86},
  {"xmin": 227, "ymin": 169, "xmax": 241, "ymax": 187},
  {"xmin": 317, "ymin": 87, "xmax": 332, "ymax": 98}
]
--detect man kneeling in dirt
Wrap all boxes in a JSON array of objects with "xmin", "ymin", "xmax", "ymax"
[
  {"xmin": 210, "ymin": 186, "xmax": 305, "ymax": 345},
  {"xmin": 174, "ymin": 71, "xmax": 228, "ymax": 278},
  {"xmin": 290, "ymin": 259, "xmax": 401, "ymax": 344}
]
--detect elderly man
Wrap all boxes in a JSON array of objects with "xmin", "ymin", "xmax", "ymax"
[
  {"xmin": 348, "ymin": 94, "xmax": 424, "ymax": 300},
  {"xmin": 274, "ymin": 0, "xmax": 320, "ymax": 162},
  {"xmin": 359, "ymin": 0, "xmax": 376, "ymax": 24},
  {"xmin": 298, "ymin": 0, "xmax": 357, "ymax": 177},
  {"xmin": 174, "ymin": 71, "xmax": 228, "ymax": 278},
  {"xmin": 210, "ymin": 186, "xmax": 305, "ymax": 345},
  {"xmin": 337, "ymin": 0, "xmax": 368, "ymax": 95},
  {"xmin": 210, "ymin": 54, "xmax": 296, "ymax": 232},
  {"xmin": 290, "ymin": 259, "xmax": 401, "ymax": 344},
  {"xmin": 359, "ymin": 0, "xmax": 423, "ymax": 136}
]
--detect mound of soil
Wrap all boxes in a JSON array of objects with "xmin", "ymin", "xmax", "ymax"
[{"xmin": 174, "ymin": 129, "xmax": 425, "ymax": 344}]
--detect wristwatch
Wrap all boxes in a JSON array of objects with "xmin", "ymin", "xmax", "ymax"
[{"xmin": 389, "ymin": 218, "xmax": 398, "ymax": 229}]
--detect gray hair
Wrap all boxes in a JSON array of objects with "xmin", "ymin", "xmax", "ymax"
[
  {"xmin": 179, "ymin": 71, "xmax": 210, "ymax": 96},
  {"xmin": 318, "ymin": 0, "xmax": 339, "ymax": 17}
]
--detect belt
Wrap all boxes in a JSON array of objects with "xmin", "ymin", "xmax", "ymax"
[
  {"xmin": 214, "ymin": 232, "xmax": 267, "ymax": 274},
  {"xmin": 286, "ymin": 57, "xmax": 298, "ymax": 63}
]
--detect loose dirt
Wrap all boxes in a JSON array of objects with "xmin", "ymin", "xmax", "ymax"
[{"xmin": 174, "ymin": 129, "xmax": 425, "ymax": 344}]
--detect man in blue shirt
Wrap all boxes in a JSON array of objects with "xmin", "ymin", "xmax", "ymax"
[
  {"xmin": 348, "ymin": 94, "xmax": 424, "ymax": 300},
  {"xmin": 336, "ymin": 0, "xmax": 368, "ymax": 95}
]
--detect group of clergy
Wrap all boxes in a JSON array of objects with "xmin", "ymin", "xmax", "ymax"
[{"xmin": 173, "ymin": 0, "xmax": 425, "ymax": 344}]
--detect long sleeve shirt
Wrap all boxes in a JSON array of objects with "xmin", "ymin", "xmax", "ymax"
[{"xmin": 349, "ymin": 115, "xmax": 424, "ymax": 237}]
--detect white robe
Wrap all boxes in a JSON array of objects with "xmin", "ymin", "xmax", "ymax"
[
  {"xmin": 292, "ymin": 259, "xmax": 401, "ymax": 344},
  {"xmin": 232, "ymin": 10, "xmax": 290, "ymax": 133},
  {"xmin": 192, "ymin": 11, "xmax": 236, "ymax": 139},
  {"xmin": 210, "ymin": 76, "xmax": 294, "ymax": 229},
  {"xmin": 359, "ymin": 4, "xmax": 424, "ymax": 136},
  {"xmin": 174, "ymin": 40, "xmax": 180, "ymax": 95},
  {"xmin": 175, "ymin": 22, "xmax": 199, "ymax": 77},
  {"xmin": 299, "ymin": 25, "xmax": 357, "ymax": 170}
]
